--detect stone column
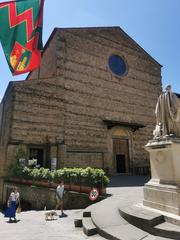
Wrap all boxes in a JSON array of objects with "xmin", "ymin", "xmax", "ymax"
[
  {"xmin": 57, "ymin": 143, "xmax": 66, "ymax": 169},
  {"xmin": 143, "ymin": 138, "xmax": 180, "ymax": 215}
]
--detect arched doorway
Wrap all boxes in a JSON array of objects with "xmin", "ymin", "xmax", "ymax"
[{"xmin": 111, "ymin": 127, "xmax": 133, "ymax": 174}]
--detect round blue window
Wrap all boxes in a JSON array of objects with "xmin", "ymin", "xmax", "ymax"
[{"xmin": 108, "ymin": 55, "xmax": 127, "ymax": 76}]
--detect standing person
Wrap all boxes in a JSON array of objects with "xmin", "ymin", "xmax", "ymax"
[
  {"xmin": 155, "ymin": 84, "xmax": 180, "ymax": 138},
  {"xmin": 4, "ymin": 187, "xmax": 20, "ymax": 223},
  {"xmin": 55, "ymin": 181, "xmax": 66, "ymax": 217}
]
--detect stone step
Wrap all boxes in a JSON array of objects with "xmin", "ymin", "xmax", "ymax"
[
  {"xmin": 83, "ymin": 211, "xmax": 91, "ymax": 217},
  {"xmin": 119, "ymin": 205, "xmax": 164, "ymax": 227},
  {"xmin": 154, "ymin": 222, "xmax": 180, "ymax": 239},
  {"xmin": 143, "ymin": 235, "xmax": 173, "ymax": 240},
  {"xmin": 164, "ymin": 216, "xmax": 180, "ymax": 227},
  {"xmin": 119, "ymin": 204, "xmax": 180, "ymax": 239},
  {"xmin": 76, "ymin": 196, "xmax": 179, "ymax": 240},
  {"xmin": 96, "ymin": 222, "xmax": 150, "ymax": 240},
  {"xmin": 82, "ymin": 217, "xmax": 97, "ymax": 236},
  {"xmin": 90, "ymin": 198, "xmax": 150, "ymax": 240},
  {"xmin": 74, "ymin": 218, "xmax": 82, "ymax": 227}
]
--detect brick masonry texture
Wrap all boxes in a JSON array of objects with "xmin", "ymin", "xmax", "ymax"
[{"xmin": 0, "ymin": 27, "xmax": 162, "ymax": 196}]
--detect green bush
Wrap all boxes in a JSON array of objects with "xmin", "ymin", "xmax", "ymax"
[
  {"xmin": 30, "ymin": 168, "xmax": 41, "ymax": 180},
  {"xmin": 11, "ymin": 166, "xmax": 110, "ymax": 187},
  {"xmin": 39, "ymin": 168, "xmax": 52, "ymax": 181},
  {"xmin": 79, "ymin": 167, "xmax": 109, "ymax": 187},
  {"xmin": 22, "ymin": 167, "xmax": 32, "ymax": 179},
  {"xmin": 53, "ymin": 168, "xmax": 71, "ymax": 184},
  {"xmin": 11, "ymin": 165, "xmax": 25, "ymax": 178}
]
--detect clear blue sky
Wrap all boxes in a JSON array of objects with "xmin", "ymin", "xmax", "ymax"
[{"xmin": 0, "ymin": 0, "xmax": 180, "ymax": 101}]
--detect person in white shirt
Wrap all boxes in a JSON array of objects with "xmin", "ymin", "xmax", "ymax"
[
  {"xmin": 55, "ymin": 181, "xmax": 66, "ymax": 217},
  {"xmin": 4, "ymin": 187, "xmax": 20, "ymax": 222}
]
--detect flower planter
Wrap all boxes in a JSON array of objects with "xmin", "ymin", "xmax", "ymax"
[
  {"xmin": 33, "ymin": 180, "xmax": 50, "ymax": 187},
  {"xmin": 70, "ymin": 184, "xmax": 81, "ymax": 192},
  {"xmin": 8, "ymin": 177, "xmax": 21, "ymax": 183},
  {"xmin": 80, "ymin": 185, "xmax": 92, "ymax": 194},
  {"xmin": 49, "ymin": 182, "xmax": 58, "ymax": 188},
  {"xmin": 99, "ymin": 187, "xmax": 106, "ymax": 195},
  {"xmin": 64, "ymin": 184, "xmax": 70, "ymax": 191},
  {"xmin": 21, "ymin": 179, "xmax": 34, "ymax": 185},
  {"xmin": 8, "ymin": 178, "xmax": 33, "ymax": 185},
  {"xmin": 7, "ymin": 177, "xmax": 107, "ymax": 195}
]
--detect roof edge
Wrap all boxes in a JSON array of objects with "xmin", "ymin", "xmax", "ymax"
[
  {"xmin": 55, "ymin": 26, "xmax": 162, "ymax": 67},
  {"xmin": 1, "ymin": 80, "xmax": 24, "ymax": 103},
  {"xmin": 27, "ymin": 25, "xmax": 162, "ymax": 80},
  {"xmin": 26, "ymin": 28, "xmax": 58, "ymax": 80},
  {"xmin": 117, "ymin": 26, "xmax": 162, "ymax": 68}
]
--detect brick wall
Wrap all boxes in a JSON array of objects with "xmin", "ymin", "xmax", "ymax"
[
  {"xmin": 3, "ymin": 182, "xmax": 105, "ymax": 210},
  {"xmin": 0, "ymin": 27, "xmax": 162, "ymax": 173}
]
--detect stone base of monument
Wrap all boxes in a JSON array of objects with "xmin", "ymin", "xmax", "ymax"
[
  {"xmin": 144, "ymin": 137, "xmax": 180, "ymax": 216},
  {"xmin": 144, "ymin": 180, "xmax": 180, "ymax": 215}
]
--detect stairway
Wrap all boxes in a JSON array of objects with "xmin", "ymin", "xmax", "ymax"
[{"xmin": 74, "ymin": 196, "xmax": 180, "ymax": 240}]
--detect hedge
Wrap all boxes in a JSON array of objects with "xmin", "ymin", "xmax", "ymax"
[{"xmin": 11, "ymin": 166, "xmax": 110, "ymax": 188}]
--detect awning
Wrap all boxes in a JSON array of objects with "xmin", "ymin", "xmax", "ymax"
[{"xmin": 103, "ymin": 120, "xmax": 145, "ymax": 132}]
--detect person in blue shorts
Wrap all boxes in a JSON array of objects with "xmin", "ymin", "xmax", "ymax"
[{"xmin": 4, "ymin": 187, "xmax": 20, "ymax": 223}]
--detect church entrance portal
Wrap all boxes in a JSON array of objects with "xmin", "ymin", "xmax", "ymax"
[{"xmin": 113, "ymin": 139, "xmax": 129, "ymax": 174}]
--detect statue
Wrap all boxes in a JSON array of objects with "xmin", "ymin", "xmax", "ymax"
[{"xmin": 154, "ymin": 84, "xmax": 180, "ymax": 139}]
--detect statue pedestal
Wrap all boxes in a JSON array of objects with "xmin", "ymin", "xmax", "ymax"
[{"xmin": 143, "ymin": 138, "xmax": 180, "ymax": 215}]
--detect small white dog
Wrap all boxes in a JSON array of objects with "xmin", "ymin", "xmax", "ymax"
[
  {"xmin": 45, "ymin": 210, "xmax": 58, "ymax": 221},
  {"xmin": 44, "ymin": 206, "xmax": 58, "ymax": 221}
]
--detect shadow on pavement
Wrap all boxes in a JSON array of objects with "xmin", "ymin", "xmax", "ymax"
[
  {"xmin": 108, "ymin": 175, "xmax": 150, "ymax": 188},
  {"xmin": 6, "ymin": 219, "xmax": 21, "ymax": 224}
]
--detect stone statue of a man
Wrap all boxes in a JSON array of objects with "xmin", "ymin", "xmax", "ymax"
[{"xmin": 154, "ymin": 84, "xmax": 180, "ymax": 138}]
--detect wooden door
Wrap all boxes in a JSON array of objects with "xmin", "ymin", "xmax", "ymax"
[{"xmin": 113, "ymin": 138, "xmax": 129, "ymax": 173}]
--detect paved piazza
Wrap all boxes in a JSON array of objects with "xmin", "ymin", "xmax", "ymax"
[
  {"xmin": 0, "ymin": 176, "xmax": 149, "ymax": 240},
  {"xmin": 0, "ymin": 209, "xmax": 105, "ymax": 240}
]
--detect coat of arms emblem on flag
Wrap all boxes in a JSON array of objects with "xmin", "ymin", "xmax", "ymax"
[{"xmin": 0, "ymin": 0, "xmax": 44, "ymax": 75}]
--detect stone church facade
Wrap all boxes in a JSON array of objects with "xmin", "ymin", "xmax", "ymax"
[{"xmin": 0, "ymin": 27, "xmax": 162, "ymax": 196}]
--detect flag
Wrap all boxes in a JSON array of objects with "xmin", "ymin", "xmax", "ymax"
[{"xmin": 0, "ymin": 0, "xmax": 44, "ymax": 75}]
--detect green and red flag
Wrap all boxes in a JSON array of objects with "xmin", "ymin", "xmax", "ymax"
[{"xmin": 0, "ymin": 0, "xmax": 44, "ymax": 75}]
